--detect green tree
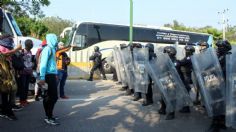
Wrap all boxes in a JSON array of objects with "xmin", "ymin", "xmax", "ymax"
[
  {"xmin": 0, "ymin": 0, "xmax": 50, "ymax": 17},
  {"xmin": 16, "ymin": 17, "xmax": 48, "ymax": 39},
  {"xmin": 42, "ymin": 16, "xmax": 74, "ymax": 36}
]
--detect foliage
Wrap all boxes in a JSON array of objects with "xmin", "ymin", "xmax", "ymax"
[
  {"xmin": 15, "ymin": 17, "xmax": 48, "ymax": 39},
  {"xmin": 164, "ymin": 20, "xmax": 236, "ymax": 43},
  {"xmin": 41, "ymin": 16, "xmax": 74, "ymax": 36},
  {"xmin": 0, "ymin": 0, "xmax": 50, "ymax": 18}
]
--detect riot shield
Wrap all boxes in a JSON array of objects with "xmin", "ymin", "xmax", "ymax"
[
  {"xmin": 112, "ymin": 47, "xmax": 121, "ymax": 82},
  {"xmin": 113, "ymin": 46, "xmax": 127, "ymax": 86},
  {"xmin": 120, "ymin": 46, "xmax": 135, "ymax": 90},
  {"xmin": 132, "ymin": 48, "xmax": 149, "ymax": 93},
  {"xmin": 191, "ymin": 48, "xmax": 225, "ymax": 117},
  {"xmin": 146, "ymin": 53, "xmax": 192, "ymax": 113},
  {"xmin": 226, "ymin": 46, "xmax": 236, "ymax": 128}
]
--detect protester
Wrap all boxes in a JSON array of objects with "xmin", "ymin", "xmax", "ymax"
[
  {"xmin": 34, "ymin": 40, "xmax": 47, "ymax": 101},
  {"xmin": 38, "ymin": 34, "xmax": 60, "ymax": 125},
  {"xmin": 0, "ymin": 34, "xmax": 22, "ymax": 120},
  {"xmin": 56, "ymin": 42, "xmax": 71, "ymax": 99},
  {"xmin": 18, "ymin": 39, "xmax": 34, "ymax": 107}
]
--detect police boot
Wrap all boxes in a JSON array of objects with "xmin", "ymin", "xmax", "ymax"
[
  {"xmin": 142, "ymin": 98, "xmax": 153, "ymax": 106},
  {"xmin": 158, "ymin": 100, "xmax": 166, "ymax": 115},
  {"xmin": 125, "ymin": 89, "xmax": 132, "ymax": 96},
  {"xmin": 207, "ymin": 124, "xmax": 220, "ymax": 132},
  {"xmin": 87, "ymin": 73, "xmax": 93, "ymax": 81},
  {"xmin": 119, "ymin": 85, "xmax": 128, "ymax": 91},
  {"xmin": 133, "ymin": 92, "xmax": 141, "ymax": 101},
  {"xmin": 158, "ymin": 107, "xmax": 166, "ymax": 115},
  {"xmin": 165, "ymin": 112, "xmax": 175, "ymax": 120},
  {"xmin": 179, "ymin": 106, "xmax": 191, "ymax": 113}
]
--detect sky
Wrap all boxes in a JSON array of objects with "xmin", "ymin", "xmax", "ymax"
[{"xmin": 42, "ymin": 0, "xmax": 236, "ymax": 29}]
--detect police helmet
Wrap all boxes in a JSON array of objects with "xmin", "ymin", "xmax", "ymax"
[
  {"xmin": 198, "ymin": 41, "xmax": 209, "ymax": 48},
  {"xmin": 216, "ymin": 40, "xmax": 231, "ymax": 53},
  {"xmin": 163, "ymin": 46, "xmax": 177, "ymax": 57},
  {"xmin": 185, "ymin": 45, "xmax": 195, "ymax": 53},
  {"xmin": 185, "ymin": 45, "xmax": 195, "ymax": 56},
  {"xmin": 94, "ymin": 46, "xmax": 99, "ymax": 52},
  {"xmin": 145, "ymin": 43, "xmax": 154, "ymax": 52}
]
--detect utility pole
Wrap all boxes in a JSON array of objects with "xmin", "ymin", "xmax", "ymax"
[
  {"xmin": 129, "ymin": 0, "xmax": 133, "ymax": 45},
  {"xmin": 218, "ymin": 9, "xmax": 229, "ymax": 40}
]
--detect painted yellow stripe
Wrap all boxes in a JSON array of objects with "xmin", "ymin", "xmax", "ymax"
[{"xmin": 69, "ymin": 62, "xmax": 94, "ymax": 68}]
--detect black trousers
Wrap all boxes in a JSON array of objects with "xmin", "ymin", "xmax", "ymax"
[
  {"xmin": 145, "ymin": 77, "xmax": 153, "ymax": 102},
  {"xmin": 1, "ymin": 92, "xmax": 13, "ymax": 115},
  {"xmin": 90, "ymin": 64, "xmax": 106, "ymax": 79},
  {"xmin": 43, "ymin": 74, "xmax": 58, "ymax": 119}
]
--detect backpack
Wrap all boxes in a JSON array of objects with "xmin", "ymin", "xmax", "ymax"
[
  {"xmin": 11, "ymin": 51, "xmax": 25, "ymax": 71},
  {"xmin": 36, "ymin": 47, "xmax": 53, "ymax": 73},
  {"xmin": 0, "ymin": 54, "xmax": 17, "ymax": 93}
]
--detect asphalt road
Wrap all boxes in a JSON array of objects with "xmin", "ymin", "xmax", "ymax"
[{"xmin": 0, "ymin": 80, "xmax": 235, "ymax": 132}]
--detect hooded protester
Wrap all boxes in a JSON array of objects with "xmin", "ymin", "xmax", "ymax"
[
  {"xmin": 38, "ymin": 34, "xmax": 60, "ymax": 125},
  {"xmin": 34, "ymin": 40, "xmax": 47, "ymax": 101}
]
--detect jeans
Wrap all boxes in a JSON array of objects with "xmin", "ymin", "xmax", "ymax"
[
  {"xmin": 43, "ymin": 74, "xmax": 58, "ymax": 119},
  {"xmin": 57, "ymin": 70, "xmax": 68, "ymax": 97}
]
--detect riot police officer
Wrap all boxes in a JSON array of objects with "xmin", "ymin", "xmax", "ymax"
[
  {"xmin": 158, "ymin": 46, "xmax": 179, "ymax": 120},
  {"xmin": 132, "ymin": 43, "xmax": 143, "ymax": 101},
  {"xmin": 193, "ymin": 41, "xmax": 209, "ymax": 105},
  {"xmin": 142, "ymin": 43, "xmax": 156, "ymax": 106},
  {"xmin": 88, "ymin": 46, "xmax": 107, "ymax": 81},
  {"xmin": 208, "ymin": 40, "xmax": 231, "ymax": 132},
  {"xmin": 178, "ymin": 45, "xmax": 195, "ymax": 113}
]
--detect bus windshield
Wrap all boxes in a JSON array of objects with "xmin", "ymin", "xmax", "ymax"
[{"xmin": 6, "ymin": 12, "xmax": 23, "ymax": 36}]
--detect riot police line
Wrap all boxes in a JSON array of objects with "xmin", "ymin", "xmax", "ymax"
[{"xmin": 110, "ymin": 40, "xmax": 236, "ymax": 131}]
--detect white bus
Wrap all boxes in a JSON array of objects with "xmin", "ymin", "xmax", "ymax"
[
  {"xmin": 66, "ymin": 22, "xmax": 213, "ymax": 79},
  {"xmin": 0, "ymin": 8, "xmax": 42, "ymax": 55}
]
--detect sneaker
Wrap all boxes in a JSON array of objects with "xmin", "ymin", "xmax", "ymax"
[
  {"xmin": 0, "ymin": 113, "xmax": 17, "ymax": 121},
  {"xmin": 6, "ymin": 114, "xmax": 17, "ymax": 121},
  {"xmin": 12, "ymin": 105, "xmax": 23, "ymax": 111},
  {"xmin": 35, "ymin": 95, "xmax": 40, "ymax": 101},
  {"xmin": 103, "ymin": 77, "xmax": 107, "ymax": 80},
  {"xmin": 44, "ymin": 116, "xmax": 59, "ymax": 120},
  {"xmin": 0, "ymin": 113, "xmax": 7, "ymax": 118},
  {"xmin": 44, "ymin": 118, "xmax": 60, "ymax": 125},
  {"xmin": 60, "ymin": 96, "xmax": 69, "ymax": 99}
]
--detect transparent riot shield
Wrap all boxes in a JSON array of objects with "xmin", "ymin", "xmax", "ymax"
[
  {"xmin": 113, "ymin": 46, "xmax": 127, "ymax": 86},
  {"xmin": 133, "ymin": 48, "xmax": 149, "ymax": 93},
  {"xmin": 191, "ymin": 48, "xmax": 225, "ymax": 117},
  {"xmin": 120, "ymin": 46, "xmax": 135, "ymax": 90},
  {"xmin": 226, "ymin": 46, "xmax": 236, "ymax": 128},
  {"xmin": 146, "ymin": 53, "xmax": 192, "ymax": 113},
  {"xmin": 112, "ymin": 47, "xmax": 121, "ymax": 82}
]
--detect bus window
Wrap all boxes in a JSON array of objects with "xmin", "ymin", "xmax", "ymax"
[{"xmin": 74, "ymin": 34, "xmax": 87, "ymax": 48}]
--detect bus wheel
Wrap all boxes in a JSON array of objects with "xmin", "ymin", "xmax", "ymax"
[{"xmin": 103, "ymin": 62, "xmax": 112, "ymax": 74}]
